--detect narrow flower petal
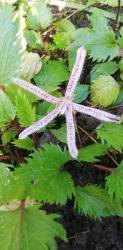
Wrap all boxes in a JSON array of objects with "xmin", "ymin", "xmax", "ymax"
[
  {"xmin": 65, "ymin": 104, "xmax": 78, "ymax": 159},
  {"xmin": 12, "ymin": 77, "xmax": 61, "ymax": 104},
  {"xmin": 65, "ymin": 47, "xmax": 86, "ymax": 100},
  {"xmin": 73, "ymin": 103, "xmax": 120, "ymax": 123},
  {"xmin": 19, "ymin": 104, "xmax": 63, "ymax": 139}
]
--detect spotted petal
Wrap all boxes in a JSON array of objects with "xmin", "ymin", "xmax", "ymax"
[
  {"xmin": 19, "ymin": 104, "xmax": 63, "ymax": 139},
  {"xmin": 12, "ymin": 77, "xmax": 61, "ymax": 104},
  {"xmin": 65, "ymin": 47, "xmax": 86, "ymax": 100},
  {"xmin": 65, "ymin": 104, "xmax": 78, "ymax": 159},
  {"xmin": 73, "ymin": 103, "xmax": 120, "ymax": 123}
]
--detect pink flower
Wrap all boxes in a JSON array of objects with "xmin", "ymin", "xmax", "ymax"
[{"xmin": 12, "ymin": 47, "xmax": 120, "ymax": 158}]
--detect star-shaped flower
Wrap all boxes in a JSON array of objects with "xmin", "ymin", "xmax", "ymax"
[{"xmin": 13, "ymin": 47, "xmax": 120, "ymax": 158}]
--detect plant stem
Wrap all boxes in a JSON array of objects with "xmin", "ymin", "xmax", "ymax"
[
  {"xmin": 90, "ymin": 163, "xmax": 114, "ymax": 173},
  {"xmin": 114, "ymin": 0, "xmax": 121, "ymax": 31}
]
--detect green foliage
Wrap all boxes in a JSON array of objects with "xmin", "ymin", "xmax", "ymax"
[
  {"xmin": 91, "ymin": 75, "xmax": 119, "ymax": 106},
  {"xmin": 0, "ymin": 90, "xmax": 16, "ymax": 127},
  {"xmin": 1, "ymin": 130, "xmax": 17, "ymax": 145},
  {"xmin": 21, "ymin": 144, "xmax": 74, "ymax": 205},
  {"xmin": 78, "ymin": 144, "xmax": 108, "ymax": 162},
  {"xmin": 15, "ymin": 91, "xmax": 36, "ymax": 127},
  {"xmin": 0, "ymin": 206, "xmax": 66, "ymax": 250},
  {"xmin": 0, "ymin": 5, "xmax": 23, "ymax": 84},
  {"xmin": 25, "ymin": 30, "xmax": 43, "ymax": 49},
  {"xmin": 106, "ymin": 161, "xmax": 123, "ymax": 203},
  {"xmin": 34, "ymin": 60, "xmax": 69, "ymax": 92},
  {"xmin": 27, "ymin": 0, "xmax": 52, "ymax": 30},
  {"xmin": 13, "ymin": 138, "xmax": 34, "ymax": 150},
  {"xmin": 96, "ymin": 124, "xmax": 123, "ymax": 152},
  {"xmin": 90, "ymin": 61, "xmax": 118, "ymax": 81},
  {"xmin": 74, "ymin": 84, "xmax": 89, "ymax": 103},
  {"xmin": 75, "ymin": 185, "xmax": 123, "ymax": 219}
]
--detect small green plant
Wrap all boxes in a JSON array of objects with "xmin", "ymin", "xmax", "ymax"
[{"xmin": 0, "ymin": 0, "xmax": 123, "ymax": 249}]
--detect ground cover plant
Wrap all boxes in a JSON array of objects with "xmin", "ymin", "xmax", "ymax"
[{"xmin": 1, "ymin": 0, "xmax": 123, "ymax": 249}]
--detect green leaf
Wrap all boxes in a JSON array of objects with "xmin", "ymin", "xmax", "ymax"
[
  {"xmin": 21, "ymin": 52, "xmax": 42, "ymax": 80},
  {"xmin": 91, "ymin": 75, "xmax": 119, "ymax": 107},
  {"xmin": 96, "ymin": 123, "xmax": 123, "ymax": 152},
  {"xmin": 14, "ymin": 144, "xmax": 74, "ymax": 205},
  {"xmin": 106, "ymin": 161, "xmax": 123, "ymax": 203},
  {"xmin": 0, "ymin": 163, "xmax": 14, "ymax": 203},
  {"xmin": 0, "ymin": 206, "xmax": 66, "ymax": 250},
  {"xmin": 25, "ymin": 30, "xmax": 43, "ymax": 49},
  {"xmin": 27, "ymin": 0, "xmax": 52, "ymax": 30},
  {"xmin": 34, "ymin": 60, "xmax": 69, "ymax": 92},
  {"xmin": 15, "ymin": 91, "xmax": 36, "ymax": 127},
  {"xmin": 74, "ymin": 84, "xmax": 89, "ymax": 103},
  {"xmin": 0, "ymin": 6, "xmax": 23, "ymax": 84},
  {"xmin": 90, "ymin": 61, "xmax": 118, "ymax": 81},
  {"xmin": 75, "ymin": 185, "xmax": 123, "ymax": 219},
  {"xmin": 1, "ymin": 130, "xmax": 17, "ymax": 145},
  {"xmin": 78, "ymin": 144, "xmax": 108, "ymax": 162},
  {"xmin": 51, "ymin": 124, "xmax": 67, "ymax": 143},
  {"xmin": 13, "ymin": 138, "xmax": 34, "ymax": 150},
  {"xmin": 0, "ymin": 91, "xmax": 16, "ymax": 127},
  {"xmin": 5, "ymin": 84, "xmax": 39, "ymax": 104}
]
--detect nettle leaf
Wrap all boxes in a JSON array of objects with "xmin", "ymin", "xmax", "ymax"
[
  {"xmin": 14, "ymin": 144, "xmax": 73, "ymax": 205},
  {"xmin": 21, "ymin": 52, "xmax": 42, "ymax": 80},
  {"xmin": 0, "ymin": 90, "xmax": 16, "ymax": 127},
  {"xmin": 15, "ymin": 91, "xmax": 36, "ymax": 127},
  {"xmin": 78, "ymin": 144, "xmax": 108, "ymax": 163},
  {"xmin": 13, "ymin": 138, "xmax": 34, "ymax": 150},
  {"xmin": 0, "ymin": 206, "xmax": 66, "ymax": 250},
  {"xmin": 0, "ymin": 6, "xmax": 23, "ymax": 84},
  {"xmin": 27, "ymin": 0, "xmax": 52, "ymax": 30},
  {"xmin": 34, "ymin": 60, "xmax": 69, "ymax": 92},
  {"xmin": 5, "ymin": 84, "xmax": 39, "ymax": 104},
  {"xmin": 106, "ymin": 161, "xmax": 123, "ymax": 203},
  {"xmin": 25, "ymin": 30, "xmax": 43, "ymax": 49},
  {"xmin": 90, "ymin": 61, "xmax": 118, "ymax": 81},
  {"xmin": 27, "ymin": 144, "xmax": 74, "ymax": 205},
  {"xmin": 74, "ymin": 185, "xmax": 123, "ymax": 219},
  {"xmin": 87, "ymin": 29, "xmax": 118, "ymax": 62},
  {"xmin": 96, "ymin": 123, "xmax": 123, "ymax": 152},
  {"xmin": 91, "ymin": 75, "xmax": 119, "ymax": 107}
]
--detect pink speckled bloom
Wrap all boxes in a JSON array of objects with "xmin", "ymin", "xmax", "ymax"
[{"xmin": 13, "ymin": 47, "xmax": 120, "ymax": 158}]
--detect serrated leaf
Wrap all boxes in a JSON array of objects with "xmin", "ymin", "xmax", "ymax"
[
  {"xmin": 0, "ymin": 206, "xmax": 66, "ymax": 250},
  {"xmin": 96, "ymin": 123, "xmax": 123, "ymax": 152},
  {"xmin": 0, "ymin": 90, "xmax": 16, "ymax": 127},
  {"xmin": 34, "ymin": 60, "xmax": 69, "ymax": 92},
  {"xmin": 90, "ymin": 61, "xmax": 118, "ymax": 81},
  {"xmin": 91, "ymin": 75, "xmax": 119, "ymax": 107},
  {"xmin": 106, "ymin": 161, "xmax": 123, "ymax": 203},
  {"xmin": 0, "ymin": 6, "xmax": 23, "ymax": 84},
  {"xmin": 27, "ymin": 0, "xmax": 52, "ymax": 30},
  {"xmin": 75, "ymin": 185, "xmax": 123, "ymax": 219},
  {"xmin": 15, "ymin": 91, "xmax": 36, "ymax": 127},
  {"xmin": 87, "ymin": 29, "xmax": 118, "ymax": 62},
  {"xmin": 21, "ymin": 52, "xmax": 42, "ymax": 80},
  {"xmin": 25, "ymin": 30, "xmax": 43, "ymax": 49},
  {"xmin": 14, "ymin": 144, "xmax": 74, "ymax": 205},
  {"xmin": 5, "ymin": 84, "xmax": 39, "ymax": 104},
  {"xmin": 13, "ymin": 138, "xmax": 34, "ymax": 150},
  {"xmin": 78, "ymin": 144, "xmax": 108, "ymax": 162}
]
